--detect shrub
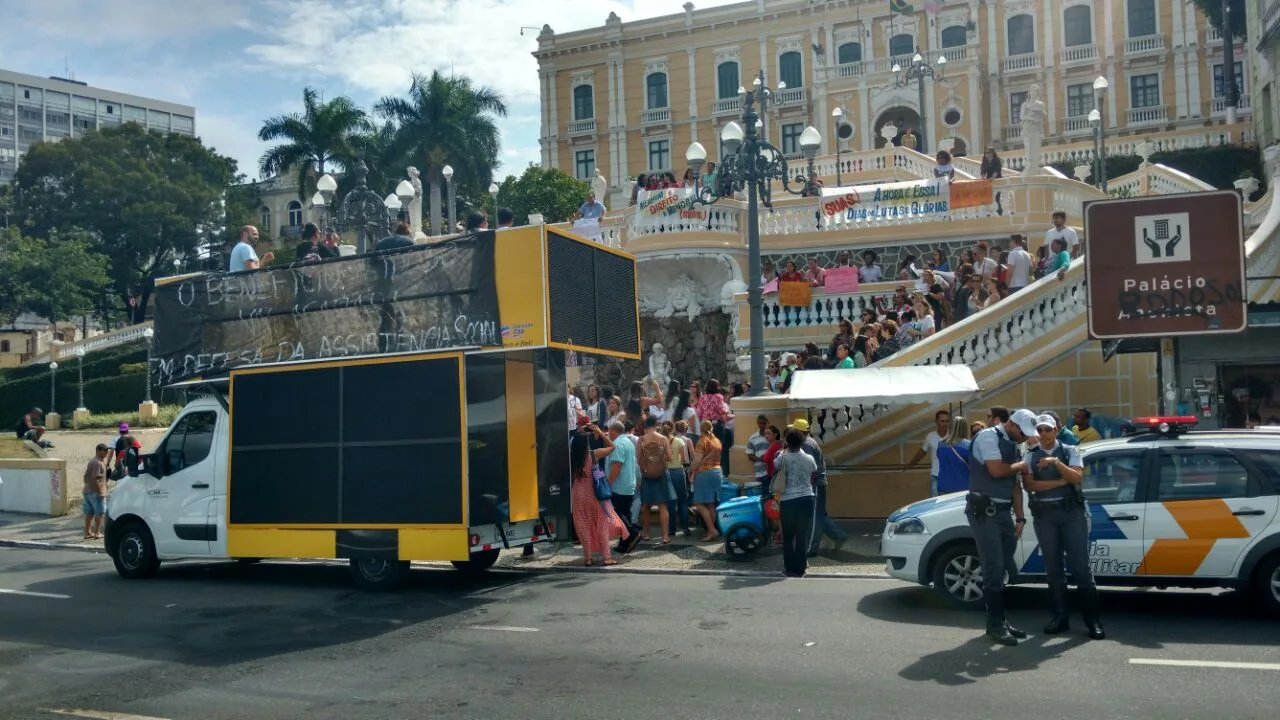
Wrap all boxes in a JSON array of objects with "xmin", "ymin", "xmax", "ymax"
[{"xmin": 71, "ymin": 404, "xmax": 183, "ymax": 430}]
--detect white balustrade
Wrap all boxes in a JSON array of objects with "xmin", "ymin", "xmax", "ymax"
[
  {"xmin": 640, "ymin": 108, "xmax": 671, "ymax": 125},
  {"xmin": 752, "ymin": 286, "xmax": 892, "ymax": 332},
  {"xmin": 1003, "ymin": 126, "xmax": 1023, "ymax": 143},
  {"xmin": 1125, "ymin": 34, "xmax": 1167, "ymax": 55},
  {"xmin": 27, "ymin": 321, "xmax": 157, "ymax": 366},
  {"xmin": 566, "ymin": 118, "xmax": 596, "ymax": 135},
  {"xmin": 1207, "ymin": 26, "xmax": 1223, "ymax": 44},
  {"xmin": 1147, "ymin": 164, "xmax": 1215, "ymax": 195},
  {"xmin": 1063, "ymin": 115, "xmax": 1094, "ymax": 135},
  {"xmin": 1127, "ymin": 105, "xmax": 1169, "ymax": 126},
  {"xmin": 775, "ymin": 87, "xmax": 807, "ymax": 106},
  {"xmin": 827, "ymin": 61, "xmax": 867, "ymax": 79},
  {"xmin": 623, "ymin": 204, "xmax": 741, "ymax": 241},
  {"xmin": 939, "ymin": 45, "xmax": 971, "ymax": 63},
  {"xmin": 1213, "ymin": 95, "xmax": 1252, "ymax": 115},
  {"xmin": 1060, "ymin": 44, "xmax": 1099, "ymax": 65},
  {"xmin": 712, "ymin": 97, "xmax": 742, "ymax": 116},
  {"xmin": 1001, "ymin": 53, "xmax": 1041, "ymax": 74}
]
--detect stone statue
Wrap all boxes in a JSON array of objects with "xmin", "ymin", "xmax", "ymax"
[
  {"xmin": 1019, "ymin": 84, "xmax": 1047, "ymax": 176},
  {"xmin": 407, "ymin": 166, "xmax": 423, "ymax": 234},
  {"xmin": 648, "ymin": 342, "xmax": 672, "ymax": 390},
  {"xmin": 654, "ymin": 274, "xmax": 704, "ymax": 320},
  {"xmin": 591, "ymin": 168, "xmax": 609, "ymax": 209}
]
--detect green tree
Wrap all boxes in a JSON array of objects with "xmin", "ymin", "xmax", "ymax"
[
  {"xmin": 375, "ymin": 71, "xmax": 508, "ymax": 236},
  {"xmin": 258, "ymin": 87, "xmax": 372, "ymax": 200},
  {"xmin": 0, "ymin": 226, "xmax": 107, "ymax": 325},
  {"xmin": 13, "ymin": 123, "xmax": 240, "ymax": 323},
  {"xmin": 347, "ymin": 120, "xmax": 408, "ymax": 202},
  {"xmin": 496, "ymin": 165, "xmax": 589, "ymax": 225},
  {"xmin": 1192, "ymin": 0, "xmax": 1246, "ymax": 39}
]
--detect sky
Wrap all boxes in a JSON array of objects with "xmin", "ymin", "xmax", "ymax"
[{"xmin": 0, "ymin": 0, "xmax": 742, "ymax": 185}]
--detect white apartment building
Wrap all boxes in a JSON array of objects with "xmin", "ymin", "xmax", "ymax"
[{"xmin": 0, "ymin": 68, "xmax": 196, "ymax": 182}]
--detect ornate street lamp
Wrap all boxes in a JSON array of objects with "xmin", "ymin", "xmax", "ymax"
[
  {"xmin": 48, "ymin": 361, "xmax": 57, "ymax": 415},
  {"xmin": 74, "ymin": 346, "xmax": 86, "ymax": 412},
  {"xmin": 683, "ymin": 69, "xmax": 823, "ymax": 397},
  {"xmin": 142, "ymin": 326, "xmax": 155, "ymax": 403},
  {"xmin": 442, "ymin": 165, "xmax": 457, "ymax": 233},
  {"xmin": 395, "ymin": 179, "xmax": 415, "ymax": 226},
  {"xmin": 488, "ymin": 182, "xmax": 500, "ymax": 228},
  {"xmin": 831, "ymin": 107, "xmax": 854, "ymax": 186},
  {"xmin": 890, "ymin": 51, "xmax": 946, "ymax": 154},
  {"xmin": 315, "ymin": 159, "xmax": 390, "ymax": 254},
  {"xmin": 1089, "ymin": 75, "xmax": 1110, "ymax": 193}
]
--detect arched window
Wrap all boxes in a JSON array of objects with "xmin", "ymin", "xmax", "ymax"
[
  {"xmin": 260, "ymin": 206, "xmax": 270, "ymax": 232},
  {"xmin": 1063, "ymin": 5, "xmax": 1093, "ymax": 46},
  {"xmin": 837, "ymin": 42, "xmax": 862, "ymax": 64},
  {"xmin": 717, "ymin": 61, "xmax": 740, "ymax": 99},
  {"xmin": 646, "ymin": 72, "xmax": 668, "ymax": 109},
  {"xmin": 779, "ymin": 51, "xmax": 803, "ymax": 88},
  {"xmin": 287, "ymin": 200, "xmax": 302, "ymax": 229},
  {"xmin": 940, "ymin": 26, "xmax": 967, "ymax": 48},
  {"xmin": 889, "ymin": 34, "xmax": 915, "ymax": 57},
  {"xmin": 1127, "ymin": 0, "xmax": 1156, "ymax": 37},
  {"xmin": 573, "ymin": 85, "xmax": 593, "ymax": 120},
  {"xmin": 1007, "ymin": 15, "xmax": 1036, "ymax": 55}
]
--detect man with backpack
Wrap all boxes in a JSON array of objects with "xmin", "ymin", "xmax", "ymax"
[
  {"xmin": 109, "ymin": 422, "xmax": 143, "ymax": 480},
  {"xmin": 635, "ymin": 416, "xmax": 674, "ymax": 544},
  {"xmin": 1022, "ymin": 414, "xmax": 1105, "ymax": 640}
]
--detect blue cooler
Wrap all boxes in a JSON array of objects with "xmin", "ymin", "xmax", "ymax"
[
  {"xmin": 720, "ymin": 480, "xmax": 740, "ymax": 502},
  {"xmin": 716, "ymin": 495, "xmax": 764, "ymax": 535},
  {"xmin": 741, "ymin": 481, "xmax": 764, "ymax": 497}
]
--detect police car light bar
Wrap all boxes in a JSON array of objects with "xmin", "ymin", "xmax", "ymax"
[{"xmin": 1133, "ymin": 416, "xmax": 1198, "ymax": 426}]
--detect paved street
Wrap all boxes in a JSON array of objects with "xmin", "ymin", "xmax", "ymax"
[{"xmin": 1, "ymin": 548, "xmax": 1278, "ymax": 719}]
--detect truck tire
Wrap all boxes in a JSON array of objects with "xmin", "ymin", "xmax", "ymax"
[
  {"xmin": 111, "ymin": 522, "xmax": 161, "ymax": 580},
  {"xmin": 1251, "ymin": 551, "xmax": 1280, "ymax": 617},
  {"xmin": 349, "ymin": 558, "xmax": 409, "ymax": 591},
  {"xmin": 930, "ymin": 543, "xmax": 985, "ymax": 609},
  {"xmin": 451, "ymin": 548, "xmax": 501, "ymax": 574}
]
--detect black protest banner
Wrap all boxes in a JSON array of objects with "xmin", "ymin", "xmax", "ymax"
[{"xmin": 151, "ymin": 232, "xmax": 500, "ymax": 385}]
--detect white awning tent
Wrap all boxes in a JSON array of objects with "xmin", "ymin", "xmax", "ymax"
[{"xmin": 786, "ymin": 365, "xmax": 979, "ymax": 407}]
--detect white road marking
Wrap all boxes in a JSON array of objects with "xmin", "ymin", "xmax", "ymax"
[
  {"xmin": 467, "ymin": 625, "xmax": 540, "ymax": 633},
  {"xmin": 1130, "ymin": 658, "xmax": 1280, "ymax": 672},
  {"xmin": 0, "ymin": 588, "xmax": 71, "ymax": 600},
  {"xmin": 44, "ymin": 710, "xmax": 172, "ymax": 720}
]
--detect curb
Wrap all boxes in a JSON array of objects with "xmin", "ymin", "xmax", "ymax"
[{"xmin": 0, "ymin": 539, "xmax": 892, "ymax": 579}]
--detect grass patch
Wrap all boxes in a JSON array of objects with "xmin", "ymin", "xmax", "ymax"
[
  {"xmin": 72, "ymin": 405, "xmax": 183, "ymax": 431},
  {"xmin": 0, "ymin": 436, "xmax": 38, "ymax": 459}
]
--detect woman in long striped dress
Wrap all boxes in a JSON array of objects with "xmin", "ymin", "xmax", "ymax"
[{"xmin": 571, "ymin": 422, "xmax": 627, "ymax": 566}]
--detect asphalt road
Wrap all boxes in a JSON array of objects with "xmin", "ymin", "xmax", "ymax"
[{"xmin": 1, "ymin": 548, "xmax": 1278, "ymax": 720}]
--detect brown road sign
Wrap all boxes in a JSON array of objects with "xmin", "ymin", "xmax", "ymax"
[{"xmin": 1084, "ymin": 189, "xmax": 1245, "ymax": 340}]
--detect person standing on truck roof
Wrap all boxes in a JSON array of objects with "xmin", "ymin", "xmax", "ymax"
[
  {"xmin": 578, "ymin": 192, "xmax": 605, "ymax": 221},
  {"xmin": 496, "ymin": 207, "xmax": 515, "ymax": 228},
  {"xmin": 465, "ymin": 211, "xmax": 487, "ymax": 231},
  {"xmin": 229, "ymin": 225, "xmax": 273, "ymax": 272}
]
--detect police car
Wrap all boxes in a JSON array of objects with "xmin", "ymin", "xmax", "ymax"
[{"xmin": 880, "ymin": 416, "xmax": 1280, "ymax": 615}]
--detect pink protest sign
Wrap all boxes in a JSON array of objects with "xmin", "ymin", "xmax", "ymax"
[{"xmin": 824, "ymin": 266, "xmax": 860, "ymax": 293}]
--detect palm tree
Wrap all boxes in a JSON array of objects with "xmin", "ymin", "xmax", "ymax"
[
  {"xmin": 258, "ymin": 88, "xmax": 371, "ymax": 200},
  {"xmin": 375, "ymin": 71, "xmax": 508, "ymax": 235}
]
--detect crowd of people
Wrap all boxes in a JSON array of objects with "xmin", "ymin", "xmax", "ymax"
[{"xmin": 566, "ymin": 377, "xmax": 846, "ymax": 576}]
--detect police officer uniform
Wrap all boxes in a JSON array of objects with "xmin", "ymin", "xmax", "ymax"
[
  {"xmin": 966, "ymin": 408, "xmax": 1039, "ymax": 645},
  {"xmin": 1024, "ymin": 414, "xmax": 1105, "ymax": 639}
]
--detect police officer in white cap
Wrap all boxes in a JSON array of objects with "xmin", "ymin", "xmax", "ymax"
[
  {"xmin": 1023, "ymin": 413, "xmax": 1105, "ymax": 639},
  {"xmin": 966, "ymin": 407, "xmax": 1038, "ymax": 645}
]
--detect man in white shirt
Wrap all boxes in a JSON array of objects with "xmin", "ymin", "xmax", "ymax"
[
  {"xmin": 1045, "ymin": 210, "xmax": 1080, "ymax": 259},
  {"xmin": 905, "ymin": 409, "xmax": 951, "ymax": 496},
  {"xmin": 1005, "ymin": 234, "xmax": 1033, "ymax": 293},
  {"xmin": 858, "ymin": 250, "xmax": 882, "ymax": 283},
  {"xmin": 228, "ymin": 225, "xmax": 273, "ymax": 273},
  {"xmin": 972, "ymin": 242, "xmax": 998, "ymax": 280}
]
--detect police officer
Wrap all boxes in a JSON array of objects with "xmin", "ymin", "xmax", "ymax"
[
  {"xmin": 1023, "ymin": 414, "xmax": 1105, "ymax": 640},
  {"xmin": 967, "ymin": 407, "xmax": 1038, "ymax": 645}
]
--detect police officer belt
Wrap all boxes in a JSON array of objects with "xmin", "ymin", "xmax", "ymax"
[{"xmin": 966, "ymin": 492, "xmax": 1012, "ymax": 517}]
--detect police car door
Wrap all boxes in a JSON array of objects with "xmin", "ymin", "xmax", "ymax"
[
  {"xmin": 1139, "ymin": 447, "xmax": 1279, "ymax": 579},
  {"xmin": 1020, "ymin": 448, "xmax": 1150, "ymax": 579}
]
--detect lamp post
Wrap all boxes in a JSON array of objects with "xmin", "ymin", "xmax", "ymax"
[
  {"xmin": 488, "ymin": 182, "xmax": 500, "ymax": 228},
  {"xmin": 49, "ymin": 361, "xmax": 57, "ymax": 416},
  {"xmin": 442, "ymin": 165, "xmax": 457, "ymax": 233},
  {"xmin": 312, "ymin": 172, "xmax": 338, "ymax": 229},
  {"xmin": 831, "ymin": 107, "xmax": 854, "ymax": 186},
  {"xmin": 316, "ymin": 159, "xmax": 390, "ymax": 254},
  {"xmin": 890, "ymin": 51, "xmax": 946, "ymax": 154},
  {"xmin": 395, "ymin": 180, "xmax": 415, "ymax": 226},
  {"xmin": 141, "ymin": 327, "xmax": 155, "ymax": 404},
  {"xmin": 74, "ymin": 347, "xmax": 86, "ymax": 412},
  {"xmin": 684, "ymin": 69, "xmax": 822, "ymax": 397},
  {"xmin": 1090, "ymin": 75, "xmax": 1109, "ymax": 193},
  {"xmin": 383, "ymin": 193, "xmax": 402, "ymax": 229}
]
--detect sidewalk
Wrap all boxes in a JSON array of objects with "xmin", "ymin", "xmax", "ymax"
[{"xmin": 0, "ymin": 512, "xmax": 890, "ymax": 578}]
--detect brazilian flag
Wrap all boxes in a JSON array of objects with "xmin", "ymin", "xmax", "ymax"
[{"xmin": 889, "ymin": 0, "xmax": 914, "ymax": 14}]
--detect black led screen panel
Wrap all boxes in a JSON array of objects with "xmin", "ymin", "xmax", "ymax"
[
  {"xmin": 229, "ymin": 355, "xmax": 465, "ymax": 526},
  {"xmin": 545, "ymin": 229, "xmax": 639, "ymax": 358}
]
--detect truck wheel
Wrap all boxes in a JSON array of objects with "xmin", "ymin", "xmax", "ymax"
[
  {"xmin": 451, "ymin": 548, "xmax": 501, "ymax": 574},
  {"xmin": 349, "ymin": 558, "xmax": 409, "ymax": 591},
  {"xmin": 1252, "ymin": 551, "xmax": 1280, "ymax": 617},
  {"xmin": 930, "ymin": 543, "xmax": 985, "ymax": 609},
  {"xmin": 111, "ymin": 522, "xmax": 160, "ymax": 580}
]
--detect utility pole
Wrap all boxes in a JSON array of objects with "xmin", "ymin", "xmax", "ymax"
[{"xmin": 1223, "ymin": 0, "xmax": 1238, "ymax": 125}]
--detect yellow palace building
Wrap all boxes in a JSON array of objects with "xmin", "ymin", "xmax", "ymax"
[{"xmin": 533, "ymin": 0, "xmax": 1253, "ymax": 191}]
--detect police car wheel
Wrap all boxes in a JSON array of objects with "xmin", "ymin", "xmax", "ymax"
[
  {"xmin": 1252, "ymin": 552, "xmax": 1280, "ymax": 617},
  {"xmin": 931, "ymin": 544, "xmax": 985, "ymax": 609}
]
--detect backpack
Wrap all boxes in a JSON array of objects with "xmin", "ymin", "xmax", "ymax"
[{"xmin": 637, "ymin": 435, "xmax": 669, "ymax": 479}]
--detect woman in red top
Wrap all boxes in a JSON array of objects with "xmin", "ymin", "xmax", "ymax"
[
  {"xmin": 694, "ymin": 379, "xmax": 733, "ymax": 426},
  {"xmin": 760, "ymin": 425, "xmax": 783, "ymax": 478},
  {"xmin": 778, "ymin": 260, "xmax": 804, "ymax": 283}
]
